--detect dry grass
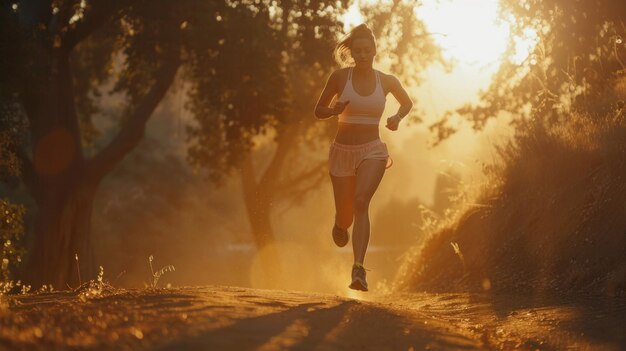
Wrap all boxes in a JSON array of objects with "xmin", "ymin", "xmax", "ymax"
[{"xmin": 395, "ymin": 108, "xmax": 626, "ymax": 296}]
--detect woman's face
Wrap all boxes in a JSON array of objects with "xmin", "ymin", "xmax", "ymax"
[{"xmin": 350, "ymin": 38, "xmax": 376, "ymax": 68}]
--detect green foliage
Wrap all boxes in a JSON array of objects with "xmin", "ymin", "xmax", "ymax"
[
  {"xmin": 70, "ymin": 18, "xmax": 121, "ymax": 149},
  {"xmin": 0, "ymin": 99, "xmax": 28, "ymax": 185},
  {"xmin": 0, "ymin": 97, "xmax": 27, "ymax": 285},
  {"xmin": 443, "ymin": 0, "xmax": 626, "ymax": 139},
  {"xmin": 112, "ymin": 0, "xmax": 183, "ymax": 109},
  {"xmin": 183, "ymin": 1, "xmax": 348, "ymax": 183},
  {"xmin": 184, "ymin": 1, "xmax": 291, "ymax": 183},
  {"xmin": 0, "ymin": 199, "xmax": 25, "ymax": 283}
]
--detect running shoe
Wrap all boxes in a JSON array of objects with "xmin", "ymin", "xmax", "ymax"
[
  {"xmin": 332, "ymin": 224, "xmax": 349, "ymax": 247},
  {"xmin": 349, "ymin": 263, "xmax": 368, "ymax": 291}
]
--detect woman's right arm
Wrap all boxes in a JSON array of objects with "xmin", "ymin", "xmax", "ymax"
[{"xmin": 314, "ymin": 71, "xmax": 341, "ymax": 119}]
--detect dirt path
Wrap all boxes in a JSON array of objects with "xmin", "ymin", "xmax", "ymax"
[{"xmin": 0, "ymin": 286, "xmax": 624, "ymax": 350}]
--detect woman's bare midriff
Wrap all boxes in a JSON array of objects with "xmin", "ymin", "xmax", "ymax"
[{"xmin": 334, "ymin": 123, "xmax": 380, "ymax": 144}]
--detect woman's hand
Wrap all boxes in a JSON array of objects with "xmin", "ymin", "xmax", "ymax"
[
  {"xmin": 332, "ymin": 100, "xmax": 350, "ymax": 115},
  {"xmin": 385, "ymin": 114, "xmax": 402, "ymax": 131}
]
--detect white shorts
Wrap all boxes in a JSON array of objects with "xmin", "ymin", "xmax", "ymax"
[{"xmin": 328, "ymin": 139, "xmax": 392, "ymax": 177}]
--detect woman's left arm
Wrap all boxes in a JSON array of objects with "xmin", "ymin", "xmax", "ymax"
[{"xmin": 385, "ymin": 75, "xmax": 413, "ymax": 131}]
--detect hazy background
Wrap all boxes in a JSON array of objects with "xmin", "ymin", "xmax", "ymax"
[{"xmin": 88, "ymin": 0, "xmax": 524, "ymax": 293}]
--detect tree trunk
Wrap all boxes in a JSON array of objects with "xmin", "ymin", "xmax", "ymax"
[
  {"xmin": 242, "ymin": 181, "xmax": 275, "ymax": 249},
  {"xmin": 240, "ymin": 157, "xmax": 282, "ymax": 287},
  {"xmin": 237, "ymin": 125, "xmax": 305, "ymax": 287},
  {"xmin": 19, "ymin": 56, "xmax": 179, "ymax": 289},
  {"xmin": 28, "ymin": 174, "xmax": 98, "ymax": 289}
]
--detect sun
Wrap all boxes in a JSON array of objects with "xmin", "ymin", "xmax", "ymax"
[
  {"xmin": 343, "ymin": 0, "xmax": 536, "ymax": 67},
  {"xmin": 416, "ymin": 0, "xmax": 511, "ymax": 65}
]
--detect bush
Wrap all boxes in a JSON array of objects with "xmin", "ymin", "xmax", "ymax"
[{"xmin": 395, "ymin": 109, "xmax": 626, "ymax": 296}]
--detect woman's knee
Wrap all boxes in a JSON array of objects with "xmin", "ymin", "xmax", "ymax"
[{"xmin": 353, "ymin": 194, "xmax": 371, "ymax": 213}]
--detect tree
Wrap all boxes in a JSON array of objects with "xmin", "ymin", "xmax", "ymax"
[
  {"xmin": 434, "ymin": 0, "xmax": 625, "ymax": 140},
  {"xmin": 0, "ymin": 0, "xmax": 316, "ymax": 288},
  {"xmin": 0, "ymin": 0, "xmax": 187, "ymax": 288}
]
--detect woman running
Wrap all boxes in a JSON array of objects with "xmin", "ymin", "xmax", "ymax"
[{"xmin": 314, "ymin": 24, "xmax": 413, "ymax": 291}]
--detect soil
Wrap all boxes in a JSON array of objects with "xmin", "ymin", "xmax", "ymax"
[{"xmin": 1, "ymin": 285, "xmax": 624, "ymax": 350}]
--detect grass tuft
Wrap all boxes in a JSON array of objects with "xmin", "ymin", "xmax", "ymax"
[{"xmin": 148, "ymin": 255, "xmax": 175, "ymax": 289}]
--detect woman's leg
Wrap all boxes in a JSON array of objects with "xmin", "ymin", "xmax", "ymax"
[
  {"xmin": 352, "ymin": 159, "xmax": 386, "ymax": 265},
  {"xmin": 330, "ymin": 174, "xmax": 357, "ymax": 230}
]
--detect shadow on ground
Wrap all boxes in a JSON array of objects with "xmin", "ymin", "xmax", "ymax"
[{"xmin": 158, "ymin": 299, "xmax": 478, "ymax": 351}]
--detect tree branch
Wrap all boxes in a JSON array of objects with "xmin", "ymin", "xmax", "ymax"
[
  {"xmin": 257, "ymin": 123, "xmax": 299, "ymax": 192},
  {"xmin": 275, "ymin": 167, "xmax": 327, "ymax": 218},
  {"xmin": 86, "ymin": 54, "xmax": 180, "ymax": 182},
  {"xmin": 49, "ymin": 0, "xmax": 77, "ymax": 41},
  {"xmin": 61, "ymin": 0, "xmax": 132, "ymax": 52},
  {"xmin": 274, "ymin": 160, "xmax": 326, "ymax": 199}
]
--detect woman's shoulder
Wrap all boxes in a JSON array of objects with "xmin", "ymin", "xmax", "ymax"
[
  {"xmin": 375, "ymin": 69, "xmax": 399, "ymax": 82},
  {"xmin": 327, "ymin": 68, "xmax": 351, "ymax": 88},
  {"xmin": 330, "ymin": 67, "xmax": 351, "ymax": 79},
  {"xmin": 375, "ymin": 70, "xmax": 403, "ymax": 95},
  {"xmin": 376, "ymin": 70, "xmax": 402, "ymax": 89}
]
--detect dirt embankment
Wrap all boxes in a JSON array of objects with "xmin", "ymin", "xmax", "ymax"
[
  {"xmin": 1, "ymin": 286, "xmax": 625, "ymax": 350},
  {"xmin": 396, "ymin": 113, "xmax": 626, "ymax": 297}
]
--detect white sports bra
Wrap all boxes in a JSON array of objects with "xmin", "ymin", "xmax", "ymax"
[{"xmin": 337, "ymin": 68, "xmax": 386, "ymax": 125}]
